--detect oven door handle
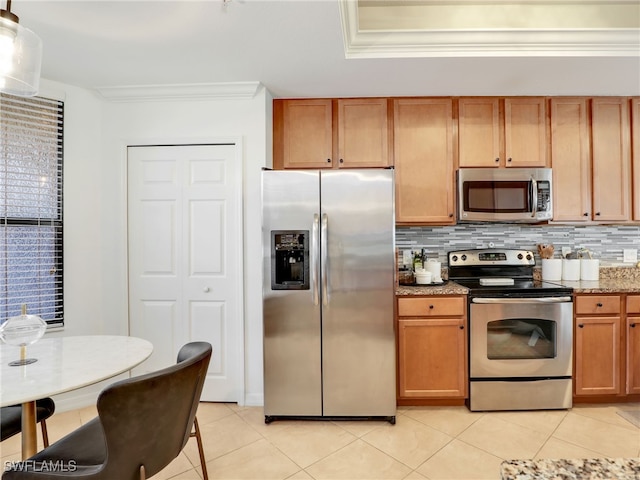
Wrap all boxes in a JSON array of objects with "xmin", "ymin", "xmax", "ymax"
[{"xmin": 472, "ymin": 296, "xmax": 572, "ymax": 304}]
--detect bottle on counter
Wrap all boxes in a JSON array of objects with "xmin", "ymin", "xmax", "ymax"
[{"xmin": 413, "ymin": 250, "xmax": 424, "ymax": 271}]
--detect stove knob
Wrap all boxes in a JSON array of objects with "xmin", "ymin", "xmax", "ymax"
[
  {"xmin": 517, "ymin": 253, "xmax": 523, "ymax": 260},
  {"xmin": 461, "ymin": 254, "xmax": 467, "ymax": 261},
  {"xmin": 526, "ymin": 254, "xmax": 532, "ymax": 261},
  {"xmin": 451, "ymin": 255, "xmax": 458, "ymax": 262}
]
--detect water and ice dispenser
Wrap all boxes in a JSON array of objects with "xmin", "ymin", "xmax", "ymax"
[{"xmin": 271, "ymin": 231, "xmax": 309, "ymax": 290}]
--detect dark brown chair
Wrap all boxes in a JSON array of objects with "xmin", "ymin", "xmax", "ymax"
[
  {"xmin": 3, "ymin": 342, "xmax": 212, "ymax": 480},
  {"xmin": 1, "ymin": 398, "xmax": 55, "ymax": 447},
  {"xmin": 177, "ymin": 344, "xmax": 209, "ymax": 480}
]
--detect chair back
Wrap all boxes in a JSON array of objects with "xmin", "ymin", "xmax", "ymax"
[
  {"xmin": 176, "ymin": 341, "xmax": 211, "ymax": 450},
  {"xmin": 97, "ymin": 341, "xmax": 211, "ymax": 479}
]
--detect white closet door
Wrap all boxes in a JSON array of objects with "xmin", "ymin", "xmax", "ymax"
[{"xmin": 127, "ymin": 144, "xmax": 243, "ymax": 402}]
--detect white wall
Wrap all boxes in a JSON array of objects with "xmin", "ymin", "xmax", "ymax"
[
  {"xmin": 40, "ymin": 79, "xmax": 272, "ymax": 410},
  {"xmin": 38, "ymin": 79, "xmax": 106, "ymax": 338}
]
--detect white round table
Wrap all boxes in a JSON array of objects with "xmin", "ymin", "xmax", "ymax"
[{"xmin": 0, "ymin": 335, "xmax": 153, "ymax": 459}]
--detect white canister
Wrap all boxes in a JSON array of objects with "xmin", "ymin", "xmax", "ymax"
[
  {"xmin": 541, "ymin": 259, "xmax": 562, "ymax": 281},
  {"xmin": 415, "ymin": 271, "xmax": 432, "ymax": 285},
  {"xmin": 580, "ymin": 259, "xmax": 599, "ymax": 281},
  {"xmin": 425, "ymin": 259, "xmax": 442, "ymax": 283},
  {"xmin": 562, "ymin": 259, "xmax": 581, "ymax": 281}
]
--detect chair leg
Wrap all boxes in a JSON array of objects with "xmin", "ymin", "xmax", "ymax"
[
  {"xmin": 191, "ymin": 416, "xmax": 208, "ymax": 480},
  {"xmin": 40, "ymin": 419, "xmax": 49, "ymax": 448}
]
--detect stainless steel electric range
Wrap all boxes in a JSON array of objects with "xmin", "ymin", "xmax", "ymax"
[{"xmin": 448, "ymin": 249, "xmax": 574, "ymax": 411}]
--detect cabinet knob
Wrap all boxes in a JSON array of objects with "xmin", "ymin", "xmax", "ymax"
[
  {"xmin": 631, "ymin": 323, "xmax": 636, "ymax": 328},
  {"xmin": 583, "ymin": 213, "xmax": 589, "ymax": 217},
  {"xmin": 339, "ymin": 159, "xmax": 344, "ymax": 164},
  {"xmin": 449, "ymin": 213, "xmax": 454, "ymax": 218},
  {"xmin": 495, "ymin": 158, "xmax": 499, "ymax": 163},
  {"xmin": 507, "ymin": 157, "xmax": 512, "ymax": 163},
  {"xmin": 459, "ymin": 325, "xmax": 464, "ymax": 330},
  {"xmin": 429, "ymin": 305, "xmax": 434, "ymax": 310},
  {"xmin": 595, "ymin": 212, "xmax": 601, "ymax": 216},
  {"xmin": 578, "ymin": 324, "xmax": 584, "ymax": 328},
  {"xmin": 326, "ymin": 158, "xmax": 331, "ymax": 163},
  {"xmin": 596, "ymin": 302, "xmax": 603, "ymax": 307}
]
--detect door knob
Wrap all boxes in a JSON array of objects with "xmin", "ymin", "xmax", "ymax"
[{"xmin": 203, "ymin": 287, "xmax": 210, "ymax": 293}]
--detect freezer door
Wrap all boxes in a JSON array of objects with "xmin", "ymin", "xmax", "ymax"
[
  {"xmin": 320, "ymin": 169, "xmax": 396, "ymax": 417},
  {"xmin": 262, "ymin": 170, "xmax": 322, "ymax": 416}
]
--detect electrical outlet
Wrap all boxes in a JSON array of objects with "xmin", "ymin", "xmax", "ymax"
[
  {"xmin": 623, "ymin": 249, "xmax": 638, "ymax": 263},
  {"xmin": 402, "ymin": 250, "xmax": 413, "ymax": 265}
]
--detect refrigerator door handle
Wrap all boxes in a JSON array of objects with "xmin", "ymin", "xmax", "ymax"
[
  {"xmin": 312, "ymin": 214, "xmax": 319, "ymax": 305},
  {"xmin": 321, "ymin": 213, "xmax": 329, "ymax": 306}
]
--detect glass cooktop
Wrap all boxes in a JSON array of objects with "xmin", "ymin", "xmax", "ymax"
[{"xmin": 451, "ymin": 278, "xmax": 573, "ymax": 297}]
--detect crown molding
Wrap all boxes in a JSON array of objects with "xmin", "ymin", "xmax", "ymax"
[
  {"xmin": 96, "ymin": 82, "xmax": 262, "ymax": 102},
  {"xmin": 340, "ymin": 0, "xmax": 640, "ymax": 58}
]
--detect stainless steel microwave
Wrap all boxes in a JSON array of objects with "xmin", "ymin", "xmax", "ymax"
[{"xmin": 457, "ymin": 168, "xmax": 553, "ymax": 223}]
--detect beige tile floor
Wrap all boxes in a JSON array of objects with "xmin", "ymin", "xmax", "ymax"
[{"xmin": 1, "ymin": 402, "xmax": 639, "ymax": 480}]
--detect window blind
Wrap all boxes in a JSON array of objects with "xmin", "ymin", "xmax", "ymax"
[{"xmin": 1, "ymin": 93, "xmax": 64, "ymax": 326}]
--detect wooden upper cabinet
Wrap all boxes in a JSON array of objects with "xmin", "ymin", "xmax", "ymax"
[
  {"xmin": 458, "ymin": 98, "xmax": 501, "ymax": 167},
  {"xmin": 591, "ymin": 97, "xmax": 631, "ymax": 222},
  {"xmin": 337, "ymin": 98, "xmax": 390, "ymax": 168},
  {"xmin": 394, "ymin": 98, "xmax": 455, "ymax": 224},
  {"xmin": 458, "ymin": 97, "xmax": 548, "ymax": 168},
  {"xmin": 277, "ymin": 99, "xmax": 333, "ymax": 169},
  {"xmin": 273, "ymin": 98, "xmax": 390, "ymax": 170},
  {"xmin": 504, "ymin": 98, "xmax": 548, "ymax": 167},
  {"xmin": 550, "ymin": 98, "xmax": 591, "ymax": 222},
  {"xmin": 632, "ymin": 98, "xmax": 640, "ymax": 221}
]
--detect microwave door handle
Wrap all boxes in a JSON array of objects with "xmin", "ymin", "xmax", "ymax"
[{"xmin": 531, "ymin": 177, "xmax": 538, "ymax": 218}]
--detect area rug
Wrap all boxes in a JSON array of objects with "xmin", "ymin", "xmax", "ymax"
[{"xmin": 616, "ymin": 409, "xmax": 640, "ymax": 428}]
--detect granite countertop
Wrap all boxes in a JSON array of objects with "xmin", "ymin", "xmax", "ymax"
[
  {"xmin": 501, "ymin": 457, "xmax": 640, "ymax": 480},
  {"xmin": 396, "ymin": 281, "xmax": 468, "ymax": 296},
  {"xmin": 396, "ymin": 266, "xmax": 640, "ymax": 296},
  {"xmin": 542, "ymin": 266, "xmax": 640, "ymax": 294},
  {"xmin": 547, "ymin": 278, "xmax": 640, "ymax": 294}
]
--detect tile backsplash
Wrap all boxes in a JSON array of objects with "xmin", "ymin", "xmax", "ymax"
[{"xmin": 397, "ymin": 224, "xmax": 640, "ymax": 266}]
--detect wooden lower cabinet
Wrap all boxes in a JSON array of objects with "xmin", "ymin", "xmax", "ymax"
[
  {"xmin": 397, "ymin": 296, "xmax": 467, "ymax": 402},
  {"xmin": 627, "ymin": 295, "xmax": 640, "ymax": 395},
  {"xmin": 574, "ymin": 293, "xmax": 640, "ymax": 401},
  {"xmin": 574, "ymin": 316, "xmax": 621, "ymax": 396}
]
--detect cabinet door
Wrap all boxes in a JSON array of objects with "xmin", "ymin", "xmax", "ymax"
[
  {"xmin": 504, "ymin": 98, "xmax": 548, "ymax": 167},
  {"xmin": 631, "ymin": 98, "xmax": 640, "ymax": 221},
  {"xmin": 458, "ymin": 98, "xmax": 501, "ymax": 167},
  {"xmin": 281, "ymin": 99, "xmax": 333, "ymax": 169},
  {"xmin": 550, "ymin": 98, "xmax": 591, "ymax": 222},
  {"xmin": 394, "ymin": 98, "xmax": 455, "ymax": 224},
  {"xmin": 398, "ymin": 318, "xmax": 467, "ymax": 398},
  {"xmin": 627, "ymin": 315, "xmax": 640, "ymax": 395},
  {"xmin": 337, "ymin": 98, "xmax": 390, "ymax": 168},
  {"xmin": 591, "ymin": 98, "xmax": 631, "ymax": 222},
  {"xmin": 575, "ymin": 316, "xmax": 621, "ymax": 396}
]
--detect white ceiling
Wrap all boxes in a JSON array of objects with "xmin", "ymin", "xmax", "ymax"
[{"xmin": 13, "ymin": 0, "xmax": 640, "ymax": 98}]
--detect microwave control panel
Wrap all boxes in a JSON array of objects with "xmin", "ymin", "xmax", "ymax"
[{"xmin": 537, "ymin": 181, "xmax": 551, "ymax": 212}]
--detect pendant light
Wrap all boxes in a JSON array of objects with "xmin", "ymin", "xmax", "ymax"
[{"xmin": 0, "ymin": 0, "xmax": 41, "ymax": 96}]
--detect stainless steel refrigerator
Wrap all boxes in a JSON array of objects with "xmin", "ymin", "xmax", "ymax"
[{"xmin": 262, "ymin": 169, "xmax": 396, "ymax": 424}]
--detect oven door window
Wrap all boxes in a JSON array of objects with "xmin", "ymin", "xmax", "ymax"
[
  {"xmin": 463, "ymin": 181, "xmax": 531, "ymax": 213},
  {"xmin": 487, "ymin": 318, "xmax": 556, "ymax": 359}
]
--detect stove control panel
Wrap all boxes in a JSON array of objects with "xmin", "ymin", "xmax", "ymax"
[{"xmin": 448, "ymin": 249, "xmax": 535, "ymax": 266}]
